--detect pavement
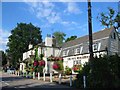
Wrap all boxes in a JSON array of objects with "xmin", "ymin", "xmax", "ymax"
[{"xmin": 0, "ymin": 72, "xmax": 79, "ymax": 90}]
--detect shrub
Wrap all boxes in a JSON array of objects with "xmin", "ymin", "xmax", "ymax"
[
  {"xmin": 65, "ymin": 66, "xmax": 72, "ymax": 75},
  {"xmin": 75, "ymin": 55, "xmax": 120, "ymax": 88}
]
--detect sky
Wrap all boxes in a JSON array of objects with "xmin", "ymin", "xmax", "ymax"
[{"xmin": 0, "ymin": 0, "xmax": 119, "ymax": 52}]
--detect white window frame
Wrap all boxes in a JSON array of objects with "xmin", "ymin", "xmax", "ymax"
[
  {"xmin": 80, "ymin": 46, "xmax": 83, "ymax": 54},
  {"xmin": 63, "ymin": 50, "xmax": 69, "ymax": 56},
  {"xmin": 75, "ymin": 46, "xmax": 83, "ymax": 55},
  {"xmin": 75, "ymin": 48, "xmax": 80, "ymax": 54},
  {"xmin": 93, "ymin": 43, "xmax": 98, "ymax": 52},
  {"xmin": 98, "ymin": 42, "xmax": 101, "ymax": 51},
  {"xmin": 73, "ymin": 60, "xmax": 81, "ymax": 65}
]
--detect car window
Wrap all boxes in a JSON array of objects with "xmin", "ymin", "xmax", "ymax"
[{"xmin": 10, "ymin": 68, "xmax": 15, "ymax": 70}]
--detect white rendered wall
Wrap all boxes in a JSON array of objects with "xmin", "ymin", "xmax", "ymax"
[{"xmin": 63, "ymin": 51, "xmax": 107, "ymax": 71}]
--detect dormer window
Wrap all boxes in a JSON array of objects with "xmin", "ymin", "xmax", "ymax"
[
  {"xmin": 75, "ymin": 46, "xmax": 83, "ymax": 55},
  {"xmin": 63, "ymin": 50, "xmax": 69, "ymax": 56},
  {"xmin": 80, "ymin": 46, "xmax": 83, "ymax": 54},
  {"xmin": 75, "ymin": 48, "xmax": 80, "ymax": 54},
  {"xmin": 93, "ymin": 43, "xmax": 98, "ymax": 52}
]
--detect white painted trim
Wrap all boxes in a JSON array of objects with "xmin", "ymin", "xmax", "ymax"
[
  {"xmin": 98, "ymin": 42, "xmax": 101, "ymax": 51},
  {"xmin": 62, "ymin": 37, "xmax": 109, "ymax": 50}
]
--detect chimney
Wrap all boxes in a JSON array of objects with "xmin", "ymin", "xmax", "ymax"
[{"xmin": 45, "ymin": 34, "xmax": 56, "ymax": 47}]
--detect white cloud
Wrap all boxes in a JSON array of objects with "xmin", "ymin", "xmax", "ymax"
[
  {"xmin": 64, "ymin": 2, "xmax": 82, "ymax": 14},
  {"xmin": 61, "ymin": 21, "xmax": 70, "ymax": 25},
  {"xmin": 66, "ymin": 23, "xmax": 87, "ymax": 31},
  {"xmin": 25, "ymin": 1, "xmax": 82, "ymax": 30},
  {"xmin": 61, "ymin": 21, "xmax": 78, "ymax": 26},
  {"xmin": 46, "ymin": 12, "xmax": 62, "ymax": 24},
  {"xmin": 0, "ymin": 29, "xmax": 11, "ymax": 51},
  {"xmin": 26, "ymin": 1, "xmax": 62, "ymax": 24}
]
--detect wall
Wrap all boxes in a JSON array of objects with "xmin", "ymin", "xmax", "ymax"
[
  {"xmin": 108, "ymin": 30, "xmax": 120, "ymax": 55},
  {"xmin": 20, "ymin": 63, "xmax": 26, "ymax": 72},
  {"xmin": 23, "ymin": 49, "xmax": 35, "ymax": 60},
  {"xmin": 63, "ymin": 51, "xmax": 107, "ymax": 72}
]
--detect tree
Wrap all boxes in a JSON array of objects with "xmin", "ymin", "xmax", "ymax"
[
  {"xmin": 65, "ymin": 35, "xmax": 77, "ymax": 42},
  {"xmin": 53, "ymin": 31, "xmax": 66, "ymax": 46},
  {"xmin": 6, "ymin": 23, "xmax": 42, "ymax": 68},
  {"xmin": 97, "ymin": 7, "xmax": 120, "ymax": 29},
  {"xmin": 0, "ymin": 51, "xmax": 7, "ymax": 66},
  {"xmin": 75, "ymin": 55, "xmax": 120, "ymax": 88}
]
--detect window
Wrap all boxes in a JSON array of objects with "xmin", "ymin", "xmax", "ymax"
[
  {"xmin": 63, "ymin": 50, "xmax": 69, "ymax": 56},
  {"xmin": 80, "ymin": 46, "xmax": 83, "ymax": 54},
  {"xmin": 98, "ymin": 42, "xmax": 101, "ymax": 51},
  {"xmin": 76, "ymin": 61, "xmax": 79, "ymax": 64},
  {"xmin": 93, "ymin": 43, "xmax": 98, "ymax": 52},
  {"xmin": 75, "ymin": 46, "xmax": 83, "ymax": 55},
  {"xmin": 73, "ymin": 61, "xmax": 76, "ymax": 65},
  {"xmin": 73, "ymin": 60, "xmax": 81, "ymax": 65},
  {"xmin": 75, "ymin": 48, "xmax": 80, "ymax": 54},
  {"xmin": 113, "ymin": 33, "xmax": 116, "ymax": 39}
]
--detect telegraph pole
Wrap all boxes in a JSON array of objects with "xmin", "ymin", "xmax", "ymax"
[{"xmin": 88, "ymin": 0, "xmax": 93, "ymax": 61}]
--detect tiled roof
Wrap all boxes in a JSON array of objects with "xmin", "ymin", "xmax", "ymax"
[
  {"xmin": 62, "ymin": 27, "xmax": 114, "ymax": 49},
  {"xmin": 59, "ymin": 27, "xmax": 115, "ymax": 57}
]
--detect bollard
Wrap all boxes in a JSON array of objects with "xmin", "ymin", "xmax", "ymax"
[
  {"xmin": 38, "ymin": 72, "xmax": 40, "ymax": 80},
  {"xmin": 59, "ymin": 73, "xmax": 62, "ymax": 84},
  {"xmin": 15, "ymin": 71, "xmax": 17, "ymax": 75},
  {"xmin": 43, "ymin": 72, "xmax": 45, "ymax": 81},
  {"xmin": 23, "ymin": 72, "xmax": 24, "ymax": 77},
  {"xmin": 26, "ymin": 72, "xmax": 27, "ymax": 78},
  {"xmin": 70, "ymin": 75, "xmax": 72, "ymax": 87},
  {"xmin": 83, "ymin": 75, "xmax": 86, "ymax": 88},
  {"xmin": 33, "ymin": 72, "xmax": 35, "ymax": 79},
  {"xmin": 16, "ymin": 71, "xmax": 17, "ymax": 75},
  {"xmin": 18, "ymin": 71, "xmax": 19, "ymax": 76},
  {"xmin": 50, "ymin": 73, "xmax": 52, "ymax": 82},
  {"xmin": 20, "ymin": 72, "xmax": 22, "ymax": 76}
]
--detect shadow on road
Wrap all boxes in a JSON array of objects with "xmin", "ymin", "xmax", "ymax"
[{"xmin": 1, "ymin": 76, "xmax": 27, "ymax": 82}]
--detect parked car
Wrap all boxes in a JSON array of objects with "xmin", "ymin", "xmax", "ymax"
[{"xmin": 7, "ymin": 68, "xmax": 16, "ymax": 74}]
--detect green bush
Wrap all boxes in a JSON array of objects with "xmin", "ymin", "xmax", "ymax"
[
  {"xmin": 65, "ymin": 66, "xmax": 72, "ymax": 75},
  {"xmin": 75, "ymin": 54, "xmax": 120, "ymax": 88}
]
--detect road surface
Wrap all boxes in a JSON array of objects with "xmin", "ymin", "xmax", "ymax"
[{"xmin": 0, "ymin": 72, "xmax": 75, "ymax": 90}]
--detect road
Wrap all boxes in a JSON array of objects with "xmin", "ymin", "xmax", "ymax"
[{"xmin": 0, "ymin": 72, "xmax": 75, "ymax": 90}]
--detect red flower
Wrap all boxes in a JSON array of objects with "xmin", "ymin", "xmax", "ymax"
[
  {"xmin": 33, "ymin": 61, "xmax": 39, "ymax": 66},
  {"xmin": 73, "ymin": 67, "xmax": 78, "ymax": 71},
  {"xmin": 53, "ymin": 63, "xmax": 59, "ymax": 70},
  {"xmin": 39, "ymin": 60, "xmax": 45, "ymax": 66}
]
